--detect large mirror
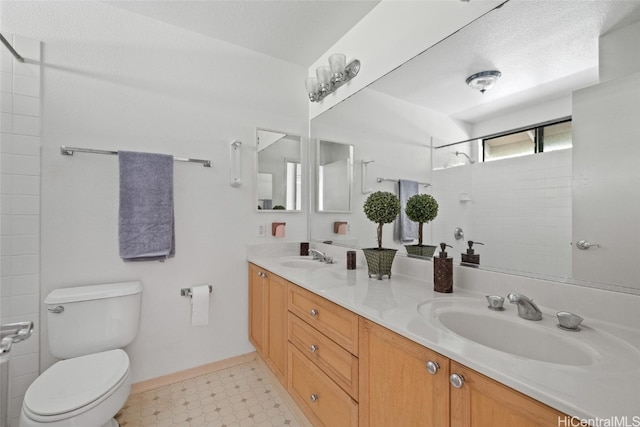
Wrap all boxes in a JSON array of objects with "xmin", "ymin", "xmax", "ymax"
[
  {"xmin": 256, "ymin": 129, "xmax": 302, "ymax": 211},
  {"xmin": 316, "ymin": 139, "xmax": 354, "ymax": 213},
  {"xmin": 310, "ymin": 0, "xmax": 640, "ymax": 294}
]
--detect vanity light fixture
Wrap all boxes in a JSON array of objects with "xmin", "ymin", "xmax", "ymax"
[
  {"xmin": 465, "ymin": 70, "xmax": 501, "ymax": 94},
  {"xmin": 305, "ymin": 54, "xmax": 361, "ymax": 102}
]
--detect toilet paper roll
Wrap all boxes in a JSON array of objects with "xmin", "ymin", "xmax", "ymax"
[{"xmin": 191, "ymin": 285, "xmax": 210, "ymax": 326}]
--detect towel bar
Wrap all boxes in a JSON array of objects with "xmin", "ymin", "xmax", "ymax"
[
  {"xmin": 60, "ymin": 146, "xmax": 212, "ymax": 167},
  {"xmin": 180, "ymin": 285, "xmax": 213, "ymax": 298}
]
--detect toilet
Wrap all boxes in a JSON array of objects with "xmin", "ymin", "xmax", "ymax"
[{"xmin": 20, "ymin": 281, "xmax": 143, "ymax": 427}]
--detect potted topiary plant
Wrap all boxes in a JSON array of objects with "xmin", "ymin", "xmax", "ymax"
[
  {"xmin": 404, "ymin": 193, "xmax": 439, "ymax": 258},
  {"xmin": 362, "ymin": 191, "xmax": 401, "ymax": 279}
]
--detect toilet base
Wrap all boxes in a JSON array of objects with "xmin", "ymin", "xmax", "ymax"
[{"xmin": 103, "ymin": 418, "xmax": 119, "ymax": 427}]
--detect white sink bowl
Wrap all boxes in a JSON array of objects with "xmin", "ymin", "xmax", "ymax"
[
  {"xmin": 279, "ymin": 257, "xmax": 331, "ymax": 270},
  {"xmin": 437, "ymin": 310, "xmax": 594, "ymax": 365},
  {"xmin": 418, "ymin": 298, "xmax": 598, "ymax": 366}
]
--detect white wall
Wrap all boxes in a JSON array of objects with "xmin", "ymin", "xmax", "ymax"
[
  {"xmin": 599, "ymin": 19, "xmax": 640, "ymax": 82},
  {"xmin": 0, "ymin": 34, "xmax": 42, "ymax": 426},
  {"xmin": 432, "ymin": 149, "xmax": 572, "ymax": 278},
  {"xmin": 1, "ymin": 0, "xmax": 308, "ymax": 390}
]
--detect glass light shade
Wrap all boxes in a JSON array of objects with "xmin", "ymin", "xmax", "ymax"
[
  {"xmin": 316, "ymin": 66, "xmax": 331, "ymax": 86},
  {"xmin": 466, "ymin": 70, "xmax": 501, "ymax": 93},
  {"xmin": 305, "ymin": 77, "xmax": 318, "ymax": 94},
  {"xmin": 329, "ymin": 53, "xmax": 346, "ymax": 76}
]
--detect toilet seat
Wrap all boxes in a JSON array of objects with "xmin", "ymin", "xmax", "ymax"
[{"xmin": 23, "ymin": 349, "xmax": 130, "ymax": 423}]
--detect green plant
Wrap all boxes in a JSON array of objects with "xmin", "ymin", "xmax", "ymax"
[
  {"xmin": 405, "ymin": 194, "xmax": 439, "ymax": 246},
  {"xmin": 272, "ymin": 205, "xmax": 286, "ymax": 210},
  {"xmin": 363, "ymin": 191, "xmax": 401, "ymax": 250}
]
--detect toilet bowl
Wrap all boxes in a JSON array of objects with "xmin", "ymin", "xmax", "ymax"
[
  {"xmin": 20, "ymin": 350, "xmax": 131, "ymax": 427},
  {"xmin": 19, "ymin": 282, "xmax": 142, "ymax": 427}
]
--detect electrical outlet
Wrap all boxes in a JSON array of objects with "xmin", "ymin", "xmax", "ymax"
[{"xmin": 257, "ymin": 224, "xmax": 266, "ymax": 237}]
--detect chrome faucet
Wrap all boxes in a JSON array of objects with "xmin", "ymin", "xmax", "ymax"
[
  {"xmin": 506, "ymin": 293, "xmax": 542, "ymax": 321},
  {"xmin": 308, "ymin": 248, "xmax": 327, "ymax": 262}
]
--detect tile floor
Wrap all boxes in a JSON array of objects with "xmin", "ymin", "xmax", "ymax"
[{"xmin": 115, "ymin": 359, "xmax": 307, "ymax": 427}]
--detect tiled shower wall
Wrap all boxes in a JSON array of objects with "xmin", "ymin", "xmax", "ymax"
[
  {"xmin": 0, "ymin": 34, "xmax": 41, "ymax": 426},
  {"xmin": 432, "ymin": 149, "xmax": 572, "ymax": 278}
]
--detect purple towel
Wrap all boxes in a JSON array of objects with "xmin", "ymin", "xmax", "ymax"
[{"xmin": 118, "ymin": 151, "xmax": 175, "ymax": 262}]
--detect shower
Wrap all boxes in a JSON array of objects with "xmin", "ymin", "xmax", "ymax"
[{"xmin": 455, "ymin": 151, "xmax": 476, "ymax": 164}]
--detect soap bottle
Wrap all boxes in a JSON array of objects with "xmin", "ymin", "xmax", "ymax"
[
  {"xmin": 433, "ymin": 243, "xmax": 453, "ymax": 293},
  {"xmin": 461, "ymin": 240, "xmax": 484, "ymax": 267}
]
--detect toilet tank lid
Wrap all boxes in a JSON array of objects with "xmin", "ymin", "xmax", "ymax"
[{"xmin": 45, "ymin": 281, "xmax": 142, "ymax": 305}]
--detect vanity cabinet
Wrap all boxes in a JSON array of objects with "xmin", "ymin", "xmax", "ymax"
[
  {"xmin": 248, "ymin": 263, "xmax": 288, "ymax": 386},
  {"xmin": 249, "ymin": 266, "xmax": 570, "ymax": 427},
  {"xmin": 449, "ymin": 361, "xmax": 565, "ymax": 427},
  {"xmin": 287, "ymin": 284, "xmax": 359, "ymax": 427},
  {"xmin": 359, "ymin": 318, "xmax": 450, "ymax": 427}
]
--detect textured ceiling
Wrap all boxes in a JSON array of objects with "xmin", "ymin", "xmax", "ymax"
[
  {"xmin": 105, "ymin": 0, "xmax": 380, "ymax": 66},
  {"xmin": 369, "ymin": 0, "xmax": 640, "ymax": 124}
]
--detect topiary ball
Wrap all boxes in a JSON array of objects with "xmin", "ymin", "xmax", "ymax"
[
  {"xmin": 405, "ymin": 194, "xmax": 438, "ymax": 224},
  {"xmin": 363, "ymin": 191, "xmax": 401, "ymax": 224}
]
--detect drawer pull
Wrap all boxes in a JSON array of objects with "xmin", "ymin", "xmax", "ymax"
[
  {"xmin": 310, "ymin": 309, "xmax": 319, "ymax": 317},
  {"xmin": 310, "ymin": 394, "xmax": 319, "ymax": 403},
  {"xmin": 310, "ymin": 344, "xmax": 318, "ymax": 353},
  {"xmin": 426, "ymin": 360, "xmax": 439, "ymax": 375},
  {"xmin": 450, "ymin": 373, "xmax": 465, "ymax": 389}
]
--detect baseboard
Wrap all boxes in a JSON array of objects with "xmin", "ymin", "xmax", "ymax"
[{"xmin": 130, "ymin": 351, "xmax": 257, "ymax": 395}]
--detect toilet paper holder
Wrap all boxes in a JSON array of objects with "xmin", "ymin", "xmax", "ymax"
[{"xmin": 180, "ymin": 285, "xmax": 213, "ymax": 298}]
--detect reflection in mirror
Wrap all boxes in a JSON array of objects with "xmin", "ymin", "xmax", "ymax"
[
  {"xmin": 317, "ymin": 140, "xmax": 354, "ymax": 213},
  {"xmin": 256, "ymin": 129, "xmax": 301, "ymax": 211},
  {"xmin": 309, "ymin": 1, "xmax": 640, "ymax": 294}
]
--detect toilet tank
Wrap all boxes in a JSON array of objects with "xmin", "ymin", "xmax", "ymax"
[{"xmin": 45, "ymin": 281, "xmax": 143, "ymax": 359}]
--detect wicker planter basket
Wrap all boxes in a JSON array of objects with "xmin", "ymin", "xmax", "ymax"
[
  {"xmin": 404, "ymin": 244, "xmax": 437, "ymax": 258},
  {"xmin": 362, "ymin": 248, "xmax": 397, "ymax": 280}
]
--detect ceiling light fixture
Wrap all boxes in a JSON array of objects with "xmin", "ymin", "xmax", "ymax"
[
  {"xmin": 305, "ymin": 54, "xmax": 360, "ymax": 103},
  {"xmin": 465, "ymin": 70, "xmax": 501, "ymax": 94}
]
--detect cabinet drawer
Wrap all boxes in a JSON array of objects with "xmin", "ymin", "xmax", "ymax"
[
  {"xmin": 288, "ymin": 313, "xmax": 359, "ymax": 399},
  {"xmin": 288, "ymin": 285, "xmax": 359, "ymax": 355},
  {"xmin": 288, "ymin": 344, "xmax": 358, "ymax": 427}
]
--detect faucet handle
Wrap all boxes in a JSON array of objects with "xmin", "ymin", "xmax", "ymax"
[
  {"xmin": 486, "ymin": 295, "xmax": 505, "ymax": 311},
  {"xmin": 557, "ymin": 312, "xmax": 584, "ymax": 331}
]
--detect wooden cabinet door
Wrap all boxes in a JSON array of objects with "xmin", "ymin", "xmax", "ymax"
[
  {"xmin": 359, "ymin": 318, "xmax": 450, "ymax": 427},
  {"xmin": 266, "ymin": 273, "xmax": 288, "ymax": 386},
  {"xmin": 450, "ymin": 361, "xmax": 566, "ymax": 427},
  {"xmin": 248, "ymin": 263, "xmax": 267, "ymax": 357}
]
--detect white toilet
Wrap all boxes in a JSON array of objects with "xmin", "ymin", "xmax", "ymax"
[{"xmin": 20, "ymin": 281, "xmax": 143, "ymax": 427}]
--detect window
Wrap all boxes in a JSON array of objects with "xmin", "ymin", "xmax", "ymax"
[{"xmin": 482, "ymin": 118, "xmax": 572, "ymax": 162}]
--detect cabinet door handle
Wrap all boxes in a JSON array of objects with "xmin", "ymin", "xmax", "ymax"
[
  {"xmin": 450, "ymin": 373, "xmax": 465, "ymax": 389},
  {"xmin": 310, "ymin": 309, "xmax": 318, "ymax": 317},
  {"xmin": 310, "ymin": 394, "xmax": 319, "ymax": 403},
  {"xmin": 310, "ymin": 344, "xmax": 318, "ymax": 353},
  {"xmin": 426, "ymin": 360, "xmax": 439, "ymax": 375}
]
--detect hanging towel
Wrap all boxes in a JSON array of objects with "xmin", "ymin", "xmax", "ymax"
[
  {"xmin": 119, "ymin": 151, "xmax": 175, "ymax": 262},
  {"xmin": 396, "ymin": 179, "xmax": 419, "ymax": 243}
]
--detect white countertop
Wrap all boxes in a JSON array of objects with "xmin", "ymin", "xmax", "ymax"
[{"xmin": 247, "ymin": 252, "xmax": 640, "ymax": 422}]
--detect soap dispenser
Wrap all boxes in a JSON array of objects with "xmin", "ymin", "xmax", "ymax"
[
  {"xmin": 461, "ymin": 240, "xmax": 484, "ymax": 267},
  {"xmin": 433, "ymin": 243, "xmax": 453, "ymax": 293}
]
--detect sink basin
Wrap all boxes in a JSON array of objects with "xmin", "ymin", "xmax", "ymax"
[
  {"xmin": 279, "ymin": 257, "xmax": 331, "ymax": 270},
  {"xmin": 418, "ymin": 299, "xmax": 597, "ymax": 366}
]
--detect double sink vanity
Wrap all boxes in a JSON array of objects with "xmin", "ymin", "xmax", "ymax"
[{"xmin": 248, "ymin": 245, "xmax": 640, "ymax": 426}]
